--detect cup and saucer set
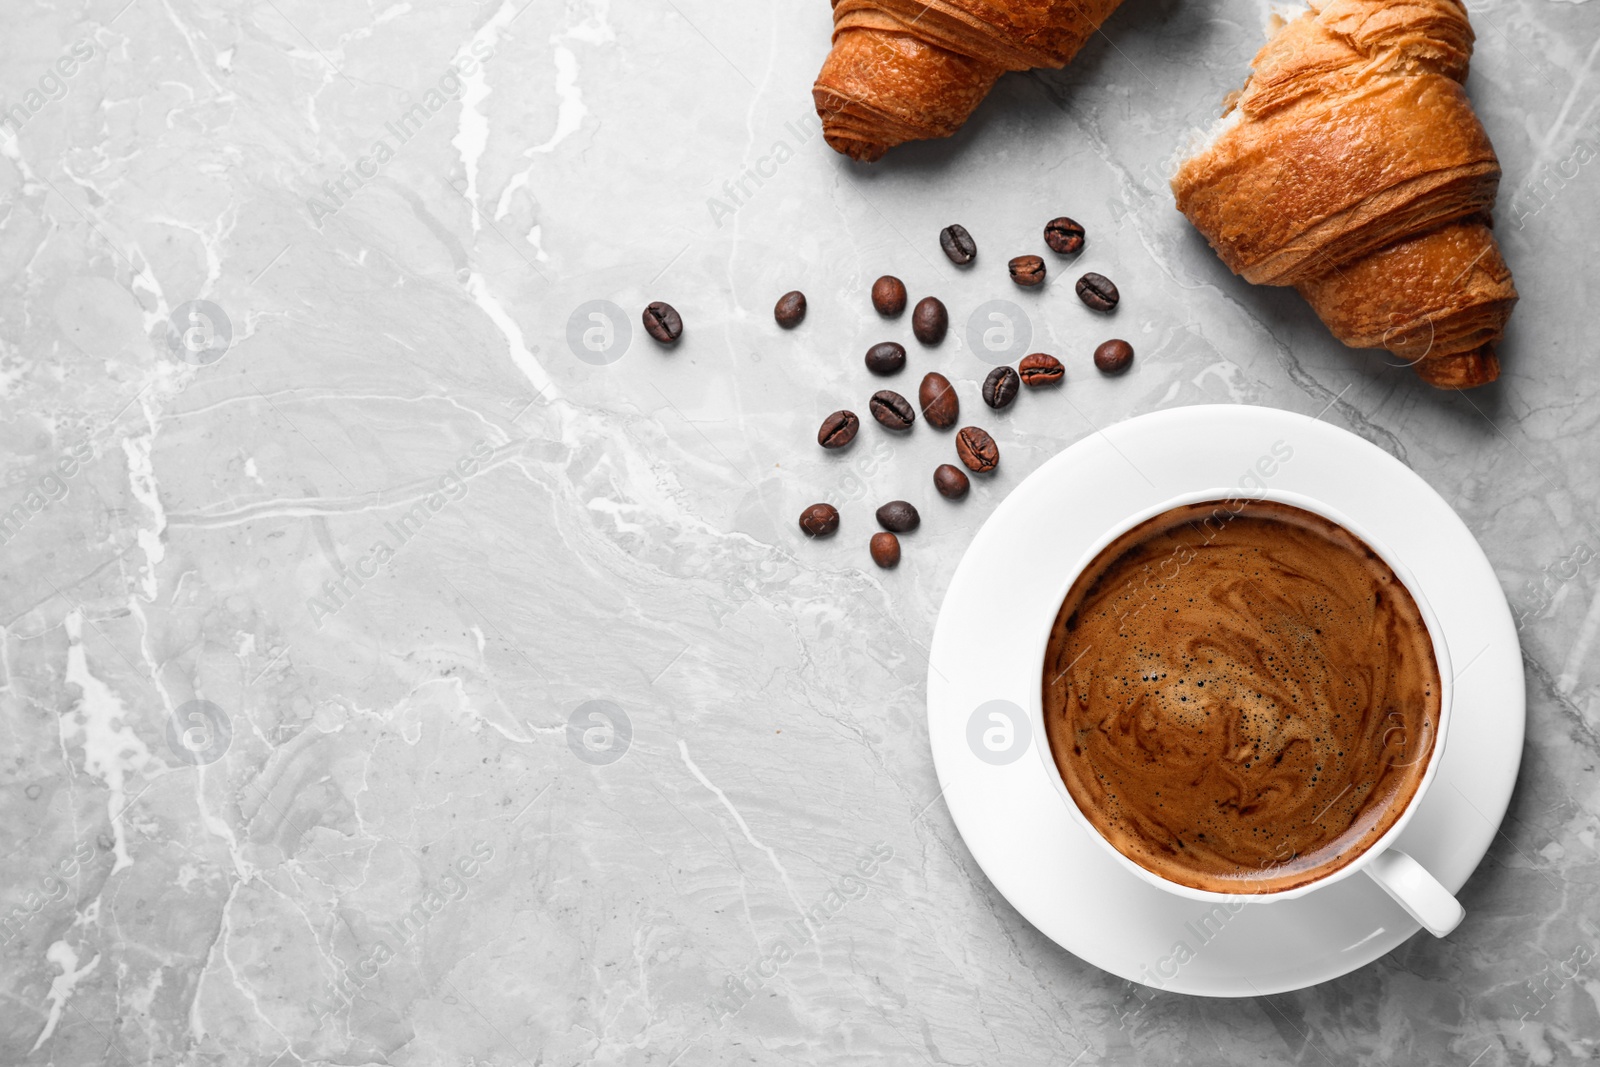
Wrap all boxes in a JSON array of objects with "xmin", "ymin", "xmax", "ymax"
[{"xmin": 926, "ymin": 405, "xmax": 1523, "ymax": 995}]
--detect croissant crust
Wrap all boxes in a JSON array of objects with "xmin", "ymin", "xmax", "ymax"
[
  {"xmin": 1172, "ymin": 0, "xmax": 1517, "ymax": 388},
  {"xmin": 813, "ymin": 0, "xmax": 1124, "ymax": 161}
]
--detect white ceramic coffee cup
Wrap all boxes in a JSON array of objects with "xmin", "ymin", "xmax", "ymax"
[{"xmin": 1031, "ymin": 486, "xmax": 1464, "ymax": 937}]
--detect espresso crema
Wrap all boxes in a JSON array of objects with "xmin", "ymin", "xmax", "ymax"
[{"xmin": 1043, "ymin": 499, "xmax": 1441, "ymax": 893}]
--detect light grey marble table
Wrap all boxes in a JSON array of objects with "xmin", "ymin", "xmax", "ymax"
[{"xmin": 2, "ymin": 0, "xmax": 1597, "ymax": 1063}]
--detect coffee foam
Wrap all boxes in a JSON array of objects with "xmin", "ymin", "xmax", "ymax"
[{"xmin": 1043, "ymin": 499, "xmax": 1441, "ymax": 894}]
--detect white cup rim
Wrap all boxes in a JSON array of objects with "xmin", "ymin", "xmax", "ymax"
[{"xmin": 1030, "ymin": 486, "xmax": 1454, "ymax": 903}]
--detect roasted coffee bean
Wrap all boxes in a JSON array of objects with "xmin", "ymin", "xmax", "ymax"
[
  {"xmin": 918, "ymin": 372, "xmax": 959, "ymax": 429},
  {"xmin": 939, "ymin": 224, "xmax": 977, "ymax": 265},
  {"xmin": 934, "ymin": 463, "xmax": 970, "ymax": 500},
  {"xmin": 982, "ymin": 366, "xmax": 1020, "ymax": 409},
  {"xmin": 1094, "ymin": 338, "xmax": 1135, "ymax": 375},
  {"xmin": 912, "ymin": 296, "xmax": 948, "ymax": 345},
  {"xmin": 799, "ymin": 503, "xmax": 839, "ymax": 538},
  {"xmin": 1044, "ymin": 217, "xmax": 1086, "ymax": 255},
  {"xmin": 818, "ymin": 409, "xmax": 860, "ymax": 450},
  {"xmin": 1009, "ymin": 255, "xmax": 1046, "ymax": 287},
  {"xmin": 1075, "ymin": 272, "xmax": 1120, "ymax": 312},
  {"xmin": 870, "ymin": 531, "xmax": 901, "ymax": 568},
  {"xmin": 876, "ymin": 500, "xmax": 920, "ymax": 532},
  {"xmin": 956, "ymin": 426, "xmax": 999, "ymax": 473},
  {"xmin": 642, "ymin": 301, "xmax": 683, "ymax": 344},
  {"xmin": 872, "ymin": 275, "xmax": 907, "ymax": 317},
  {"xmin": 865, "ymin": 341, "xmax": 907, "ymax": 376},
  {"xmin": 774, "ymin": 290, "xmax": 807, "ymax": 329},
  {"xmin": 869, "ymin": 390, "xmax": 916, "ymax": 431},
  {"xmin": 1019, "ymin": 352, "xmax": 1065, "ymax": 387}
]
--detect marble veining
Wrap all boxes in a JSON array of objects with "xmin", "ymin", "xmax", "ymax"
[{"xmin": 1, "ymin": 0, "xmax": 1598, "ymax": 1063}]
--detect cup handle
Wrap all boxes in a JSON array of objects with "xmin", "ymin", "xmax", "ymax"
[{"xmin": 1364, "ymin": 849, "xmax": 1464, "ymax": 937}]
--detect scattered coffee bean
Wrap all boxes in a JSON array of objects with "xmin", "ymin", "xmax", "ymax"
[
  {"xmin": 1009, "ymin": 255, "xmax": 1046, "ymax": 287},
  {"xmin": 934, "ymin": 463, "xmax": 970, "ymax": 500},
  {"xmin": 869, "ymin": 390, "xmax": 916, "ymax": 431},
  {"xmin": 955, "ymin": 426, "xmax": 999, "ymax": 473},
  {"xmin": 774, "ymin": 291, "xmax": 807, "ymax": 329},
  {"xmin": 799, "ymin": 503, "xmax": 839, "ymax": 538},
  {"xmin": 870, "ymin": 531, "xmax": 901, "ymax": 568},
  {"xmin": 1044, "ymin": 217, "xmax": 1086, "ymax": 255},
  {"xmin": 864, "ymin": 341, "xmax": 906, "ymax": 376},
  {"xmin": 872, "ymin": 275, "xmax": 907, "ymax": 317},
  {"xmin": 912, "ymin": 296, "xmax": 948, "ymax": 345},
  {"xmin": 818, "ymin": 410, "xmax": 860, "ymax": 450},
  {"xmin": 1094, "ymin": 338, "xmax": 1135, "ymax": 374},
  {"xmin": 982, "ymin": 366, "xmax": 1020, "ymax": 409},
  {"xmin": 918, "ymin": 372, "xmax": 959, "ymax": 429},
  {"xmin": 876, "ymin": 500, "xmax": 920, "ymax": 532},
  {"xmin": 642, "ymin": 301, "xmax": 683, "ymax": 344},
  {"xmin": 1019, "ymin": 352, "xmax": 1065, "ymax": 387},
  {"xmin": 1075, "ymin": 272, "xmax": 1120, "ymax": 312},
  {"xmin": 939, "ymin": 224, "xmax": 977, "ymax": 265}
]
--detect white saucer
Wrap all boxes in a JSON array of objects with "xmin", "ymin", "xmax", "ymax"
[{"xmin": 926, "ymin": 405, "xmax": 1524, "ymax": 996}]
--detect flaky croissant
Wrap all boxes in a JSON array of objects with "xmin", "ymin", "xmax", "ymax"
[
  {"xmin": 812, "ymin": 0, "xmax": 1125, "ymax": 162},
  {"xmin": 1172, "ymin": 0, "xmax": 1516, "ymax": 388}
]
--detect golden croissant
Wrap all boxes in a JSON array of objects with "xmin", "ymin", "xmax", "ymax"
[
  {"xmin": 812, "ymin": 0, "xmax": 1125, "ymax": 162},
  {"xmin": 1172, "ymin": 0, "xmax": 1517, "ymax": 388}
]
